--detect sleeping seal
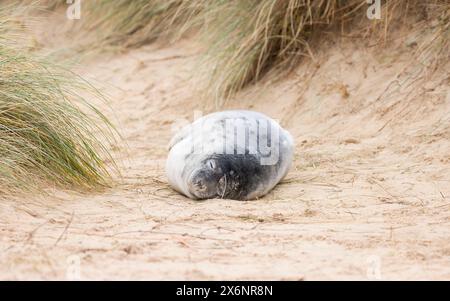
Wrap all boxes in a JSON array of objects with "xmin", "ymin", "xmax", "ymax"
[{"xmin": 166, "ymin": 110, "xmax": 294, "ymax": 200}]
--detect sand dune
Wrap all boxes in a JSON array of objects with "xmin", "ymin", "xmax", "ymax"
[{"xmin": 0, "ymin": 8, "xmax": 449, "ymax": 280}]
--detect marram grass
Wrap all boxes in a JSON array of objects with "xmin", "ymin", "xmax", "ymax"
[
  {"xmin": 192, "ymin": 0, "xmax": 374, "ymax": 104},
  {"xmin": 62, "ymin": 0, "xmax": 367, "ymax": 102},
  {"xmin": 80, "ymin": 0, "xmax": 202, "ymax": 48},
  {"xmin": 0, "ymin": 22, "xmax": 117, "ymax": 193},
  {"xmin": 43, "ymin": 0, "xmax": 449, "ymax": 104},
  {"xmin": 186, "ymin": 0, "xmax": 449, "ymax": 103}
]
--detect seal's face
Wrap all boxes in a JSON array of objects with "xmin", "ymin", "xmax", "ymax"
[
  {"xmin": 188, "ymin": 158, "xmax": 228, "ymax": 199},
  {"xmin": 186, "ymin": 154, "xmax": 265, "ymax": 200}
]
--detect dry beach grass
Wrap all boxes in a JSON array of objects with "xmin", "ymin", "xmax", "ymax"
[{"xmin": 0, "ymin": 4, "xmax": 117, "ymax": 193}]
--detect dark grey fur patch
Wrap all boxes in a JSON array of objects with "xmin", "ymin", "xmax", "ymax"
[{"xmin": 200, "ymin": 153, "xmax": 278, "ymax": 200}]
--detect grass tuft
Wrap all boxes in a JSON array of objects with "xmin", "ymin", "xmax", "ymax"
[
  {"xmin": 193, "ymin": 0, "xmax": 364, "ymax": 103},
  {"xmin": 0, "ymin": 5, "xmax": 117, "ymax": 193},
  {"xmin": 80, "ymin": 0, "xmax": 201, "ymax": 48}
]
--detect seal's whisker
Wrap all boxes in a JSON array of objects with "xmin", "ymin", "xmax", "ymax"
[{"xmin": 221, "ymin": 174, "xmax": 227, "ymax": 199}]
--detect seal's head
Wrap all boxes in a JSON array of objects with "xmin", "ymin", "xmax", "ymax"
[
  {"xmin": 186, "ymin": 154, "xmax": 264, "ymax": 200},
  {"xmin": 187, "ymin": 157, "xmax": 228, "ymax": 199}
]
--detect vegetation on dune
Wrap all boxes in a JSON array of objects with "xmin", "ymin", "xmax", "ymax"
[
  {"xmin": 0, "ymin": 6, "xmax": 117, "ymax": 193},
  {"xmin": 41, "ymin": 0, "xmax": 65, "ymax": 10},
  {"xmin": 79, "ymin": 0, "xmax": 201, "ymax": 48},
  {"xmin": 194, "ymin": 0, "xmax": 365, "ymax": 102},
  {"xmin": 195, "ymin": 0, "xmax": 449, "ymax": 103},
  {"xmin": 51, "ymin": 0, "xmax": 448, "ymax": 104}
]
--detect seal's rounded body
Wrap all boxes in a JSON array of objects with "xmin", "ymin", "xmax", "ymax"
[{"xmin": 166, "ymin": 110, "xmax": 294, "ymax": 200}]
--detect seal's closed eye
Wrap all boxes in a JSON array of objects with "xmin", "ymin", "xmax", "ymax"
[{"xmin": 207, "ymin": 159, "xmax": 216, "ymax": 170}]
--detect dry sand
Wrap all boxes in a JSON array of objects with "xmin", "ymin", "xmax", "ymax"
[{"xmin": 0, "ymin": 10, "xmax": 449, "ymax": 280}]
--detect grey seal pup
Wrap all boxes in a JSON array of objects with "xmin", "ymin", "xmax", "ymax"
[{"xmin": 166, "ymin": 110, "xmax": 294, "ymax": 200}]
